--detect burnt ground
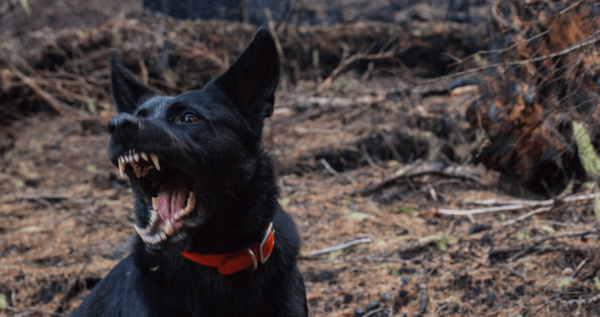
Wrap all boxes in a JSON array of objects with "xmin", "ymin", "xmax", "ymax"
[{"xmin": 2, "ymin": 1, "xmax": 600, "ymax": 317}]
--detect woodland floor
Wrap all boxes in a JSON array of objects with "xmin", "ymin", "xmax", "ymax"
[{"xmin": 2, "ymin": 1, "xmax": 600, "ymax": 317}]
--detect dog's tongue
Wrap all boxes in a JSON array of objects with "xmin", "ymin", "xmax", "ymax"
[{"xmin": 157, "ymin": 178, "xmax": 191, "ymax": 221}]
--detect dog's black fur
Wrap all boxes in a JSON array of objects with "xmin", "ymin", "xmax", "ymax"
[{"xmin": 72, "ymin": 29, "xmax": 308, "ymax": 317}]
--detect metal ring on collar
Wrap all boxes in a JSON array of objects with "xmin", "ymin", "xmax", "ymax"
[
  {"xmin": 246, "ymin": 248, "xmax": 258, "ymax": 271},
  {"xmin": 259, "ymin": 222, "xmax": 274, "ymax": 264}
]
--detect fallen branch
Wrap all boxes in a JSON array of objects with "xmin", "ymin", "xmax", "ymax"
[
  {"xmin": 9, "ymin": 66, "xmax": 67, "ymax": 115},
  {"xmin": 351, "ymin": 169, "xmax": 484, "ymax": 196},
  {"xmin": 301, "ymin": 236, "xmax": 373, "ymax": 258},
  {"xmin": 439, "ymin": 192, "xmax": 600, "ymax": 216},
  {"xmin": 501, "ymin": 206, "xmax": 552, "ymax": 226},
  {"xmin": 507, "ymin": 229, "xmax": 598, "ymax": 262},
  {"xmin": 317, "ymin": 48, "xmax": 398, "ymax": 92},
  {"xmin": 320, "ymin": 158, "xmax": 356, "ymax": 183},
  {"xmin": 417, "ymin": 30, "xmax": 600, "ymax": 86},
  {"xmin": 568, "ymin": 293, "xmax": 600, "ymax": 307}
]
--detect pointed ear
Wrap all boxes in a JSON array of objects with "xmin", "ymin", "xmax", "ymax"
[
  {"xmin": 213, "ymin": 28, "xmax": 280, "ymax": 118},
  {"xmin": 110, "ymin": 49, "xmax": 156, "ymax": 114}
]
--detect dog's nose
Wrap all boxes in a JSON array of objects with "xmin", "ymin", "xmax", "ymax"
[{"xmin": 109, "ymin": 113, "xmax": 140, "ymax": 136}]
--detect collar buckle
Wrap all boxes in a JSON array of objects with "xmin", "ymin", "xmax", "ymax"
[{"xmin": 259, "ymin": 222, "xmax": 274, "ymax": 263}]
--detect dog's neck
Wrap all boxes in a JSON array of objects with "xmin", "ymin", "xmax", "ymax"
[{"xmin": 180, "ymin": 221, "xmax": 275, "ymax": 274}]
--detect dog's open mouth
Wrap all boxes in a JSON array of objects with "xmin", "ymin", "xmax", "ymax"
[{"xmin": 116, "ymin": 150, "xmax": 198, "ymax": 247}]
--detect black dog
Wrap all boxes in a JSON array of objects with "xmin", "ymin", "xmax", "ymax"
[{"xmin": 72, "ymin": 29, "xmax": 308, "ymax": 317}]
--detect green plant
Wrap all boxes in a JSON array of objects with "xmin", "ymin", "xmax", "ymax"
[
  {"xmin": 0, "ymin": 293, "xmax": 6, "ymax": 310},
  {"xmin": 436, "ymin": 234, "xmax": 450, "ymax": 252},
  {"xmin": 346, "ymin": 212, "xmax": 368, "ymax": 221},
  {"xmin": 19, "ymin": 0, "xmax": 31, "ymax": 14},
  {"xmin": 515, "ymin": 231, "xmax": 532, "ymax": 241},
  {"xmin": 328, "ymin": 249, "xmax": 343, "ymax": 261},
  {"xmin": 393, "ymin": 205, "xmax": 414, "ymax": 214},
  {"xmin": 573, "ymin": 121, "xmax": 600, "ymax": 177},
  {"xmin": 332, "ymin": 78, "xmax": 349, "ymax": 95}
]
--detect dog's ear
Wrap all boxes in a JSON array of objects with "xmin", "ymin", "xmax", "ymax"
[
  {"xmin": 213, "ymin": 28, "xmax": 280, "ymax": 119},
  {"xmin": 110, "ymin": 49, "xmax": 156, "ymax": 114}
]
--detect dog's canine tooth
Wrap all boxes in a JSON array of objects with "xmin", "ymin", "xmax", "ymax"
[
  {"xmin": 159, "ymin": 232, "xmax": 167, "ymax": 241},
  {"xmin": 134, "ymin": 153, "xmax": 140, "ymax": 162},
  {"xmin": 150, "ymin": 154, "xmax": 161, "ymax": 171},
  {"xmin": 152, "ymin": 197, "xmax": 158, "ymax": 211},
  {"xmin": 141, "ymin": 152, "xmax": 148, "ymax": 161},
  {"xmin": 118, "ymin": 158, "xmax": 125, "ymax": 178},
  {"xmin": 134, "ymin": 224, "xmax": 150, "ymax": 237},
  {"xmin": 184, "ymin": 192, "xmax": 196, "ymax": 213},
  {"xmin": 164, "ymin": 220, "xmax": 174, "ymax": 236}
]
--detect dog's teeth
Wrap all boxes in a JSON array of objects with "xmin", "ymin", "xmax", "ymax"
[
  {"xmin": 129, "ymin": 154, "xmax": 134, "ymax": 163},
  {"xmin": 134, "ymin": 153, "xmax": 140, "ymax": 162},
  {"xmin": 141, "ymin": 152, "xmax": 148, "ymax": 161},
  {"xmin": 149, "ymin": 209, "xmax": 158, "ymax": 224},
  {"xmin": 164, "ymin": 220, "xmax": 174, "ymax": 236},
  {"xmin": 159, "ymin": 232, "xmax": 167, "ymax": 241},
  {"xmin": 184, "ymin": 192, "xmax": 196, "ymax": 213},
  {"xmin": 173, "ymin": 209, "xmax": 184, "ymax": 221},
  {"xmin": 150, "ymin": 154, "xmax": 161, "ymax": 171},
  {"xmin": 152, "ymin": 197, "xmax": 158, "ymax": 211},
  {"xmin": 134, "ymin": 224, "xmax": 150, "ymax": 237},
  {"xmin": 118, "ymin": 158, "xmax": 125, "ymax": 178}
]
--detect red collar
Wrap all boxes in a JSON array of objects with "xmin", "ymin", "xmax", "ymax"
[{"xmin": 180, "ymin": 222, "xmax": 275, "ymax": 275}]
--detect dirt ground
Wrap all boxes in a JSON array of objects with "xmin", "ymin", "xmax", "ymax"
[{"xmin": 2, "ymin": 1, "xmax": 600, "ymax": 317}]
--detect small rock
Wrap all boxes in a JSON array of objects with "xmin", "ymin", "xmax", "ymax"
[
  {"xmin": 380, "ymin": 293, "xmax": 391, "ymax": 303},
  {"xmin": 343, "ymin": 294, "xmax": 353, "ymax": 304},
  {"xmin": 355, "ymin": 307, "xmax": 366, "ymax": 317},
  {"xmin": 366, "ymin": 300, "xmax": 379, "ymax": 312},
  {"xmin": 469, "ymin": 224, "xmax": 489, "ymax": 235},
  {"xmin": 480, "ymin": 235, "xmax": 493, "ymax": 247},
  {"xmin": 530, "ymin": 228, "xmax": 539, "ymax": 236},
  {"xmin": 401, "ymin": 276, "xmax": 409, "ymax": 286}
]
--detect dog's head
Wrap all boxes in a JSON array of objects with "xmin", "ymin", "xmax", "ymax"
[{"xmin": 107, "ymin": 29, "xmax": 280, "ymax": 251}]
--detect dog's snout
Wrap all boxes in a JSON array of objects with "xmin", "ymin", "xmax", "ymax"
[{"xmin": 109, "ymin": 113, "xmax": 140, "ymax": 135}]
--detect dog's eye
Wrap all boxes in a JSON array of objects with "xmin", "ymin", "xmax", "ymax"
[{"xmin": 182, "ymin": 114, "xmax": 198, "ymax": 123}]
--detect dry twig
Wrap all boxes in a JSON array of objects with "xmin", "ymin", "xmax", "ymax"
[
  {"xmin": 440, "ymin": 193, "xmax": 600, "ymax": 216},
  {"xmin": 301, "ymin": 236, "xmax": 373, "ymax": 258},
  {"xmin": 317, "ymin": 48, "xmax": 399, "ymax": 92},
  {"xmin": 352, "ymin": 169, "xmax": 484, "ymax": 196},
  {"xmin": 8, "ymin": 66, "xmax": 67, "ymax": 115},
  {"xmin": 417, "ymin": 30, "xmax": 600, "ymax": 86}
]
